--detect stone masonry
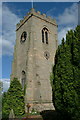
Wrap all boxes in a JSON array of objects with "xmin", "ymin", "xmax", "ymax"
[{"xmin": 11, "ymin": 8, "xmax": 58, "ymax": 112}]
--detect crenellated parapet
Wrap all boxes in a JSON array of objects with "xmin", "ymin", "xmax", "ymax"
[{"xmin": 16, "ymin": 8, "xmax": 57, "ymax": 31}]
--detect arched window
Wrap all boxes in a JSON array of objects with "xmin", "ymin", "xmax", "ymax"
[
  {"xmin": 21, "ymin": 71, "xmax": 26, "ymax": 89},
  {"xmin": 42, "ymin": 27, "xmax": 48, "ymax": 44},
  {"xmin": 20, "ymin": 31, "xmax": 27, "ymax": 43}
]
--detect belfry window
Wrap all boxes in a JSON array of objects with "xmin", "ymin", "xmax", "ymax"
[
  {"xmin": 45, "ymin": 31, "xmax": 48, "ymax": 44},
  {"xmin": 21, "ymin": 71, "xmax": 26, "ymax": 89},
  {"xmin": 42, "ymin": 27, "xmax": 48, "ymax": 44},
  {"xmin": 42, "ymin": 30, "xmax": 44, "ymax": 43}
]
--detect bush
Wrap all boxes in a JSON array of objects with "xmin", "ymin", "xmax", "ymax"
[{"xmin": 2, "ymin": 78, "xmax": 25, "ymax": 119}]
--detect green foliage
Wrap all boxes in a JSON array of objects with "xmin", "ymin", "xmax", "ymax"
[
  {"xmin": 50, "ymin": 73, "xmax": 54, "ymax": 88},
  {"xmin": 0, "ymin": 81, "xmax": 3, "ymax": 92},
  {"xmin": 29, "ymin": 108, "xmax": 40, "ymax": 115},
  {"xmin": 53, "ymin": 25, "xmax": 80, "ymax": 120},
  {"xmin": 2, "ymin": 78, "xmax": 25, "ymax": 119},
  {"xmin": 0, "ymin": 81, "xmax": 3, "ymax": 119},
  {"xmin": 24, "ymin": 84, "xmax": 26, "ymax": 95}
]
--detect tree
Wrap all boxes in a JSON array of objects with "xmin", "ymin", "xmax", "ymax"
[
  {"xmin": 2, "ymin": 78, "xmax": 25, "ymax": 119},
  {"xmin": 52, "ymin": 25, "xmax": 80, "ymax": 120},
  {"xmin": 0, "ymin": 81, "xmax": 3, "ymax": 119}
]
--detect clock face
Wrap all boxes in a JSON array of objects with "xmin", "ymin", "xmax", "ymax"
[
  {"xmin": 20, "ymin": 31, "xmax": 27, "ymax": 43},
  {"xmin": 44, "ymin": 51, "xmax": 50, "ymax": 60}
]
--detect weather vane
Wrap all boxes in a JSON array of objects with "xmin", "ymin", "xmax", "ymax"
[{"xmin": 32, "ymin": 0, "xmax": 34, "ymax": 8}]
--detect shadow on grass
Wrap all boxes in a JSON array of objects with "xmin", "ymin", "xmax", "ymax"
[{"xmin": 40, "ymin": 110, "xmax": 72, "ymax": 120}]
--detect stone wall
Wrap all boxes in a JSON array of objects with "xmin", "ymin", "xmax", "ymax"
[{"xmin": 11, "ymin": 8, "xmax": 58, "ymax": 112}]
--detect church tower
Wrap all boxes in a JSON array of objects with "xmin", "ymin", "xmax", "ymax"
[{"xmin": 11, "ymin": 8, "xmax": 58, "ymax": 112}]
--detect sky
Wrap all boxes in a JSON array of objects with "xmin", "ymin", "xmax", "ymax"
[{"xmin": 0, "ymin": 1, "xmax": 79, "ymax": 92}]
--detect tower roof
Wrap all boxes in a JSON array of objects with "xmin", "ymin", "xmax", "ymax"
[{"xmin": 16, "ymin": 8, "xmax": 57, "ymax": 31}]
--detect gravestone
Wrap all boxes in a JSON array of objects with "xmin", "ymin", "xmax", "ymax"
[{"xmin": 9, "ymin": 109, "xmax": 15, "ymax": 119}]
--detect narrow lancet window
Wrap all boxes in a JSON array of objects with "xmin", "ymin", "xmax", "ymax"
[
  {"xmin": 45, "ymin": 31, "xmax": 48, "ymax": 44},
  {"xmin": 42, "ymin": 27, "xmax": 49, "ymax": 44},
  {"xmin": 21, "ymin": 71, "xmax": 26, "ymax": 89},
  {"xmin": 42, "ymin": 30, "xmax": 44, "ymax": 43}
]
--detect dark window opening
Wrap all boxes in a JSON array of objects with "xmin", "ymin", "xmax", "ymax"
[
  {"xmin": 43, "ymin": 27, "xmax": 48, "ymax": 31},
  {"xmin": 20, "ymin": 31, "xmax": 27, "ymax": 43},
  {"xmin": 40, "ymin": 96, "xmax": 41, "ymax": 98},
  {"xmin": 46, "ymin": 54, "xmax": 47, "ymax": 56},
  {"xmin": 44, "ymin": 51, "xmax": 50, "ymax": 60},
  {"xmin": 45, "ymin": 32, "xmax": 48, "ymax": 44},
  {"xmin": 42, "ymin": 30, "xmax": 44, "ymax": 43},
  {"xmin": 22, "ymin": 70, "xmax": 26, "ymax": 75},
  {"xmin": 21, "ymin": 70, "xmax": 26, "ymax": 89}
]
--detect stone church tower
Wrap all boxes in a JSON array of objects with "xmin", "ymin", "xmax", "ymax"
[{"xmin": 11, "ymin": 8, "xmax": 58, "ymax": 112}]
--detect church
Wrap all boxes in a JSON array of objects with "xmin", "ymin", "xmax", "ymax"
[{"xmin": 11, "ymin": 8, "xmax": 58, "ymax": 112}]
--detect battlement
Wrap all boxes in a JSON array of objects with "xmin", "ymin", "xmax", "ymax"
[{"xmin": 16, "ymin": 8, "xmax": 57, "ymax": 31}]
